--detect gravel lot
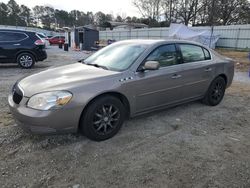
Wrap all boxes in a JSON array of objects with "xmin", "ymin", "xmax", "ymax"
[{"xmin": 1, "ymin": 46, "xmax": 250, "ymax": 188}]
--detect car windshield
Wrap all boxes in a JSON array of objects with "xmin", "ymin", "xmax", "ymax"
[{"xmin": 84, "ymin": 42, "xmax": 147, "ymax": 71}]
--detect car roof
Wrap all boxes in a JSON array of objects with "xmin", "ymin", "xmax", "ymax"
[
  {"xmin": 0, "ymin": 29, "xmax": 36, "ymax": 34},
  {"xmin": 115, "ymin": 39, "xmax": 209, "ymax": 49}
]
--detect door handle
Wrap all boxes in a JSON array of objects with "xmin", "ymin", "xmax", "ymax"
[
  {"xmin": 13, "ymin": 43, "xmax": 21, "ymax": 46},
  {"xmin": 171, "ymin": 74, "xmax": 182, "ymax": 79},
  {"xmin": 205, "ymin": 68, "xmax": 212, "ymax": 72}
]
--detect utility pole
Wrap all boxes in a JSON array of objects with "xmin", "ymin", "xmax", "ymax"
[{"xmin": 209, "ymin": 0, "xmax": 215, "ymax": 48}]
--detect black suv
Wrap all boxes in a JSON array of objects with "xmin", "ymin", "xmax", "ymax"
[{"xmin": 0, "ymin": 29, "xmax": 47, "ymax": 68}]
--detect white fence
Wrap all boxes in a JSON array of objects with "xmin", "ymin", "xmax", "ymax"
[
  {"xmin": 0, "ymin": 25, "xmax": 59, "ymax": 36},
  {"xmin": 100, "ymin": 24, "xmax": 250, "ymax": 49}
]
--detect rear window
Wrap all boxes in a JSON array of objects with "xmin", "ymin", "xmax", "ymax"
[
  {"xmin": 203, "ymin": 48, "xmax": 211, "ymax": 60},
  {"xmin": 179, "ymin": 44, "xmax": 205, "ymax": 63},
  {"xmin": 0, "ymin": 32, "xmax": 28, "ymax": 42},
  {"xmin": 37, "ymin": 33, "xmax": 46, "ymax": 38}
]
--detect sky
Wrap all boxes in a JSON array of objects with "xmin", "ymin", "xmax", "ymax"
[{"xmin": 1, "ymin": 0, "xmax": 141, "ymax": 17}]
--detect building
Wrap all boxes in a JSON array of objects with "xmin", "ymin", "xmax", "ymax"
[
  {"xmin": 64, "ymin": 26, "xmax": 99, "ymax": 51},
  {"xmin": 104, "ymin": 21, "xmax": 148, "ymax": 30}
]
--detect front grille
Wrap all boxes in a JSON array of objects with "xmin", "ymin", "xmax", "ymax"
[{"xmin": 12, "ymin": 83, "xmax": 23, "ymax": 104}]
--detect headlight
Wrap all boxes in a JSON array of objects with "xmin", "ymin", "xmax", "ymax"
[{"xmin": 27, "ymin": 91, "xmax": 72, "ymax": 110}]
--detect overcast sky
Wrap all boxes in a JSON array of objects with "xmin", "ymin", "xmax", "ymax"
[{"xmin": 1, "ymin": 0, "xmax": 140, "ymax": 17}]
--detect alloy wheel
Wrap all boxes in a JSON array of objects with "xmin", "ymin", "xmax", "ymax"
[
  {"xmin": 19, "ymin": 55, "xmax": 33, "ymax": 68},
  {"xmin": 93, "ymin": 104, "xmax": 120, "ymax": 135},
  {"xmin": 211, "ymin": 81, "xmax": 224, "ymax": 103}
]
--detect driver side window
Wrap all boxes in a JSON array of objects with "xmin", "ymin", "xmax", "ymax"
[{"xmin": 146, "ymin": 44, "xmax": 180, "ymax": 67}]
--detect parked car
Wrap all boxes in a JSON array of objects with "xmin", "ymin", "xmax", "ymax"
[
  {"xmin": 0, "ymin": 29, "xmax": 47, "ymax": 68},
  {"xmin": 48, "ymin": 36, "xmax": 65, "ymax": 45},
  {"xmin": 36, "ymin": 33, "xmax": 49, "ymax": 47},
  {"xmin": 46, "ymin": 35, "xmax": 53, "ymax": 40},
  {"xmin": 8, "ymin": 40, "xmax": 234, "ymax": 141},
  {"xmin": 37, "ymin": 33, "xmax": 47, "ymax": 40}
]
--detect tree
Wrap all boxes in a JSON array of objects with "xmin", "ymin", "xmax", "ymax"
[
  {"xmin": 177, "ymin": 0, "xmax": 203, "ymax": 25},
  {"xmin": 217, "ymin": 0, "xmax": 247, "ymax": 25},
  {"xmin": 162, "ymin": 0, "xmax": 178, "ymax": 25},
  {"xmin": 115, "ymin": 15, "xmax": 123, "ymax": 22},
  {"xmin": 55, "ymin": 9, "xmax": 70, "ymax": 27},
  {"xmin": 19, "ymin": 5, "xmax": 31, "ymax": 26},
  {"xmin": 7, "ymin": 0, "xmax": 21, "ymax": 26},
  {"xmin": 94, "ymin": 11, "xmax": 113, "ymax": 27},
  {"xmin": 0, "ymin": 3, "xmax": 9, "ymax": 25},
  {"xmin": 33, "ymin": 5, "xmax": 44, "ymax": 27},
  {"xmin": 41, "ymin": 6, "xmax": 55, "ymax": 29},
  {"xmin": 133, "ymin": 0, "xmax": 162, "ymax": 22}
]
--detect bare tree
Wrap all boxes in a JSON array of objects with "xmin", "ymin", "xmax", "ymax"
[
  {"xmin": 218, "ymin": 0, "xmax": 246, "ymax": 25},
  {"xmin": 133, "ymin": 0, "xmax": 163, "ymax": 21},
  {"xmin": 162, "ymin": 0, "xmax": 178, "ymax": 25},
  {"xmin": 177, "ymin": 0, "xmax": 204, "ymax": 25}
]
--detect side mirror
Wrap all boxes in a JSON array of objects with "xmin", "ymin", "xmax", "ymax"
[{"xmin": 142, "ymin": 61, "xmax": 160, "ymax": 71}]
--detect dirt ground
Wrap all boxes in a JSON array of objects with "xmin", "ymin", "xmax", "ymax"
[
  {"xmin": 0, "ymin": 47, "xmax": 250, "ymax": 188},
  {"xmin": 216, "ymin": 48, "xmax": 250, "ymax": 72}
]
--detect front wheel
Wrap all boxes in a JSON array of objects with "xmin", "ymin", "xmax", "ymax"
[
  {"xmin": 80, "ymin": 96, "xmax": 125, "ymax": 141},
  {"xmin": 202, "ymin": 76, "xmax": 226, "ymax": 106},
  {"xmin": 17, "ymin": 53, "xmax": 35, "ymax": 69}
]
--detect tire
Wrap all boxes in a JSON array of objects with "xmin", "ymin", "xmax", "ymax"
[
  {"xmin": 80, "ymin": 96, "xmax": 125, "ymax": 141},
  {"xmin": 203, "ymin": 76, "xmax": 226, "ymax": 106},
  {"xmin": 17, "ymin": 53, "xmax": 35, "ymax": 69}
]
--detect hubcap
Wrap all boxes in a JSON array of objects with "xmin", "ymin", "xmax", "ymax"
[
  {"xmin": 20, "ymin": 55, "xmax": 33, "ymax": 67},
  {"xmin": 93, "ymin": 104, "xmax": 120, "ymax": 135}
]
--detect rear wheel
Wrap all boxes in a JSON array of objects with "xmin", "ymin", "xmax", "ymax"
[
  {"xmin": 17, "ymin": 53, "xmax": 35, "ymax": 69},
  {"xmin": 80, "ymin": 96, "xmax": 125, "ymax": 141},
  {"xmin": 203, "ymin": 76, "xmax": 226, "ymax": 106}
]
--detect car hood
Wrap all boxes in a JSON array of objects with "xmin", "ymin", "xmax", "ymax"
[{"xmin": 19, "ymin": 63, "xmax": 121, "ymax": 97}]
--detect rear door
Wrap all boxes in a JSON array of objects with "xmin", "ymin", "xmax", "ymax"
[
  {"xmin": 0, "ymin": 31, "xmax": 28, "ymax": 63},
  {"xmin": 177, "ymin": 43, "xmax": 214, "ymax": 100}
]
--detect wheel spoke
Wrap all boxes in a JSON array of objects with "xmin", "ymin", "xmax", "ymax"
[
  {"xmin": 110, "ymin": 118, "xmax": 118, "ymax": 122},
  {"xmin": 95, "ymin": 113, "xmax": 103, "ymax": 119},
  {"xmin": 107, "ymin": 122, "xmax": 113, "ymax": 128},
  {"xmin": 97, "ymin": 124, "xmax": 104, "ymax": 131},
  {"xmin": 111, "ymin": 110, "xmax": 118, "ymax": 117},
  {"xmin": 103, "ymin": 124, "xmax": 107, "ymax": 133},
  {"xmin": 102, "ymin": 106, "xmax": 107, "ymax": 114},
  {"xmin": 108, "ymin": 105, "xmax": 112, "ymax": 113},
  {"xmin": 94, "ymin": 119, "xmax": 102, "ymax": 125}
]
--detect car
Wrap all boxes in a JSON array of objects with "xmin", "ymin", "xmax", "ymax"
[
  {"xmin": 0, "ymin": 29, "xmax": 47, "ymax": 68},
  {"xmin": 8, "ymin": 40, "xmax": 234, "ymax": 141},
  {"xmin": 48, "ymin": 36, "xmax": 65, "ymax": 45},
  {"xmin": 37, "ymin": 33, "xmax": 47, "ymax": 40},
  {"xmin": 36, "ymin": 33, "xmax": 49, "ymax": 47},
  {"xmin": 46, "ymin": 35, "xmax": 53, "ymax": 40}
]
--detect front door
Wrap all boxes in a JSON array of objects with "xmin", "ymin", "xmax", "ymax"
[{"xmin": 132, "ymin": 44, "xmax": 185, "ymax": 113}]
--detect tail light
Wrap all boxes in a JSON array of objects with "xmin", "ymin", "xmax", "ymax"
[{"xmin": 35, "ymin": 39, "xmax": 45, "ymax": 46}]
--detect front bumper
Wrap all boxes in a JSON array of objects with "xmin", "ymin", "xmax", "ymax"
[{"xmin": 8, "ymin": 94, "xmax": 80, "ymax": 134}]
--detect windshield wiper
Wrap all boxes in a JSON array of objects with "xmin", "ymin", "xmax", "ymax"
[{"xmin": 86, "ymin": 63, "xmax": 109, "ymax": 70}]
